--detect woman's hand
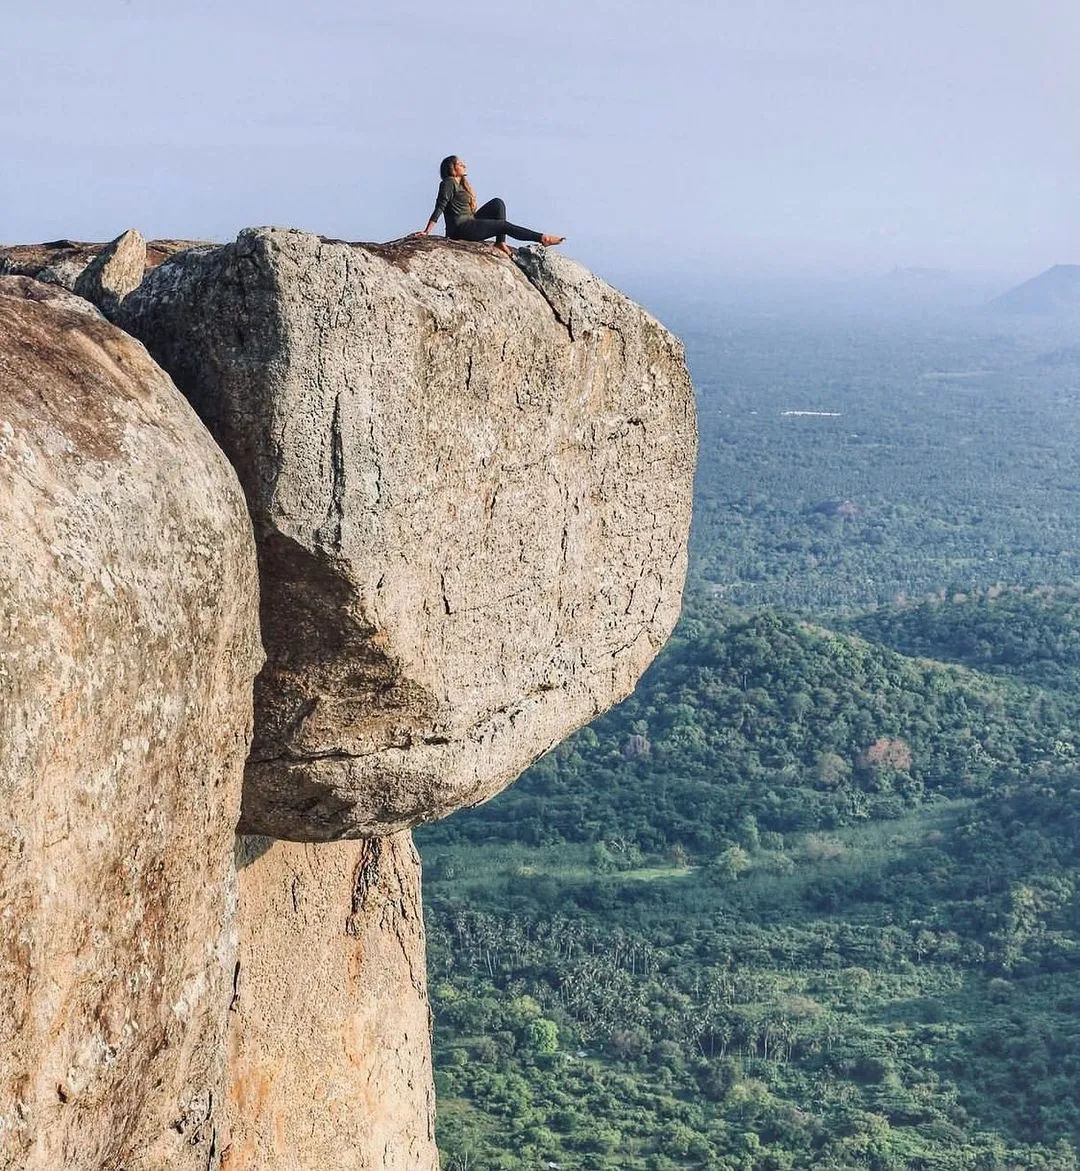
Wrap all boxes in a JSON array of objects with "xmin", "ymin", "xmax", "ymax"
[{"xmin": 412, "ymin": 222, "xmax": 436, "ymax": 237}]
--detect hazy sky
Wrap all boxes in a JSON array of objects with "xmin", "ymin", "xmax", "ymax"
[{"xmin": 4, "ymin": 0, "xmax": 1077, "ymax": 282}]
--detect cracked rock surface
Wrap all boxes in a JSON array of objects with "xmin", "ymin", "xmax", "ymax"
[
  {"xmin": 0, "ymin": 288, "xmax": 262, "ymax": 1170},
  {"xmin": 118, "ymin": 227, "xmax": 697, "ymax": 840},
  {"xmin": 224, "ymin": 834, "xmax": 436, "ymax": 1171}
]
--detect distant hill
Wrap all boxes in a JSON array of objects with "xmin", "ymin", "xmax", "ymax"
[
  {"xmin": 419, "ymin": 602, "xmax": 1080, "ymax": 852},
  {"xmin": 989, "ymin": 264, "xmax": 1080, "ymax": 315}
]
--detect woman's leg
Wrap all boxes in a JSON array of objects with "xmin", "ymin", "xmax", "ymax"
[
  {"xmin": 474, "ymin": 198, "xmax": 510, "ymax": 244},
  {"xmin": 458, "ymin": 197, "xmax": 542, "ymax": 245},
  {"xmin": 473, "ymin": 197, "xmax": 506, "ymax": 220},
  {"xmin": 454, "ymin": 215, "xmax": 544, "ymax": 245},
  {"xmin": 495, "ymin": 220, "xmax": 545, "ymax": 243}
]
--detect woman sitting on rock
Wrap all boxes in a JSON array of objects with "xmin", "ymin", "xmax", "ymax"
[{"xmin": 418, "ymin": 155, "xmax": 564, "ymax": 257}]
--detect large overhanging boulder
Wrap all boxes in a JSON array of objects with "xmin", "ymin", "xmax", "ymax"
[
  {"xmin": 0, "ymin": 284, "xmax": 262, "ymax": 1170},
  {"xmin": 118, "ymin": 228, "xmax": 697, "ymax": 840}
]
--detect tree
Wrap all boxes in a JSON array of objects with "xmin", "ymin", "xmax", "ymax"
[
  {"xmin": 668, "ymin": 843, "xmax": 690, "ymax": 868},
  {"xmin": 712, "ymin": 845, "xmax": 752, "ymax": 882},
  {"xmin": 816, "ymin": 752, "xmax": 851, "ymax": 788},
  {"xmin": 737, "ymin": 814, "xmax": 761, "ymax": 853},
  {"xmin": 590, "ymin": 841, "xmax": 617, "ymax": 873},
  {"xmin": 527, "ymin": 1018, "xmax": 559, "ymax": 1055}
]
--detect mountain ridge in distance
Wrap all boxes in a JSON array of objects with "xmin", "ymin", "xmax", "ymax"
[{"xmin": 988, "ymin": 263, "xmax": 1080, "ymax": 316}]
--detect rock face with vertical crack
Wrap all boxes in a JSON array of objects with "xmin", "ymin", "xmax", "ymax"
[
  {"xmin": 223, "ymin": 834, "xmax": 436, "ymax": 1171},
  {"xmin": 118, "ymin": 227, "xmax": 697, "ymax": 840},
  {"xmin": 0, "ymin": 285, "xmax": 263, "ymax": 1170}
]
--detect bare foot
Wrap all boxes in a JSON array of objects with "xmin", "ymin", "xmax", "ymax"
[
  {"xmin": 493, "ymin": 242, "xmax": 514, "ymax": 257},
  {"xmin": 540, "ymin": 234, "xmax": 565, "ymax": 246}
]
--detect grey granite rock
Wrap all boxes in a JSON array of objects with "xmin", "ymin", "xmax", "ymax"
[
  {"xmin": 118, "ymin": 227, "xmax": 697, "ymax": 840},
  {"xmin": 0, "ymin": 238, "xmax": 211, "ymax": 294},
  {"xmin": 73, "ymin": 228, "xmax": 147, "ymax": 319},
  {"xmin": 224, "ymin": 834, "xmax": 437, "ymax": 1171},
  {"xmin": 0, "ymin": 239, "xmax": 101, "ymax": 288}
]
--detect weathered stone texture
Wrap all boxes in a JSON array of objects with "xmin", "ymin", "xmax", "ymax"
[
  {"xmin": 73, "ymin": 228, "xmax": 148, "ymax": 319},
  {"xmin": 0, "ymin": 274, "xmax": 105, "ymax": 319},
  {"xmin": 0, "ymin": 240, "xmax": 103, "ymax": 289},
  {"xmin": 224, "ymin": 835, "xmax": 436, "ymax": 1171},
  {"xmin": 0, "ymin": 237, "xmax": 205, "ymax": 291},
  {"xmin": 0, "ymin": 292, "xmax": 262, "ymax": 1170},
  {"xmin": 119, "ymin": 227, "xmax": 698, "ymax": 840}
]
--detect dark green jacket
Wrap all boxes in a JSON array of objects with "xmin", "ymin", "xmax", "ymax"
[{"xmin": 430, "ymin": 178, "xmax": 473, "ymax": 229}]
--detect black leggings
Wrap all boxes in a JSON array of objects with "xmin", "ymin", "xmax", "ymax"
[{"xmin": 448, "ymin": 198, "xmax": 544, "ymax": 245}]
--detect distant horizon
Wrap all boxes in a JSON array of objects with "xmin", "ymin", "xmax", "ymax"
[
  {"xmin": 2, "ymin": 224, "xmax": 1065, "ymax": 300},
  {"xmin": 5, "ymin": 0, "xmax": 1077, "ymax": 292},
  {"xmin": 2, "ymin": 169, "xmax": 1072, "ymax": 290}
]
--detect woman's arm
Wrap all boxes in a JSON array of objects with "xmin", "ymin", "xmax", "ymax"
[{"xmin": 420, "ymin": 177, "xmax": 457, "ymax": 234}]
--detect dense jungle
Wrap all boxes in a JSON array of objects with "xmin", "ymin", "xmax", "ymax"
[{"xmin": 417, "ymin": 297, "xmax": 1080, "ymax": 1170}]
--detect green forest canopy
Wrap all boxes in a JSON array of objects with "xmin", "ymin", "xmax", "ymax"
[{"xmin": 418, "ymin": 309, "xmax": 1080, "ymax": 1170}]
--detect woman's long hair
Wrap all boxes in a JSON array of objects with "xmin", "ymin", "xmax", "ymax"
[{"xmin": 439, "ymin": 155, "xmax": 477, "ymax": 213}]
